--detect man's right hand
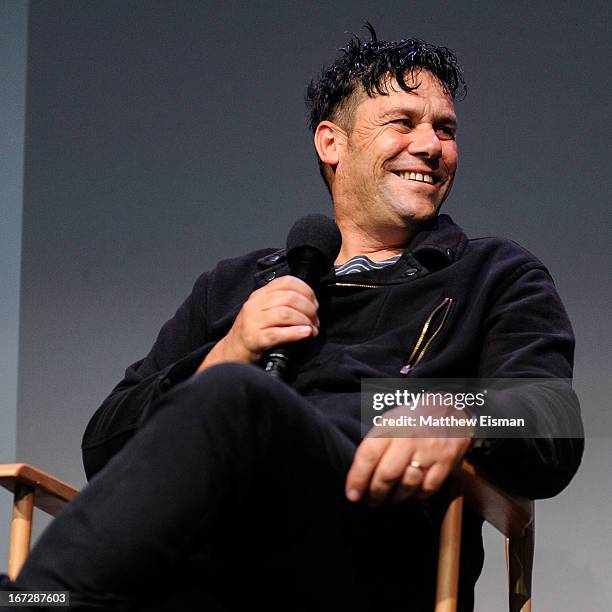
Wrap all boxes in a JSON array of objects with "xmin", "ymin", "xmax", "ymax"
[{"xmin": 195, "ymin": 275, "xmax": 320, "ymax": 373}]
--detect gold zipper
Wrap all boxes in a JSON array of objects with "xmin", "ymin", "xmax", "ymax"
[
  {"xmin": 400, "ymin": 297, "xmax": 453, "ymax": 375},
  {"xmin": 327, "ymin": 282, "xmax": 381, "ymax": 289}
]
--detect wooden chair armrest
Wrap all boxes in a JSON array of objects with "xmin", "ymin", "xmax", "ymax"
[
  {"xmin": 1, "ymin": 463, "xmax": 79, "ymax": 579},
  {"xmin": 436, "ymin": 460, "xmax": 535, "ymax": 612},
  {"xmin": 457, "ymin": 459, "xmax": 535, "ymax": 612},
  {"xmin": 0, "ymin": 463, "xmax": 79, "ymax": 517},
  {"xmin": 457, "ymin": 459, "xmax": 534, "ymax": 538}
]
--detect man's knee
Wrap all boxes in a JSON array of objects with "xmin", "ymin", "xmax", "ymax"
[
  {"xmin": 147, "ymin": 363, "xmax": 345, "ymax": 477},
  {"xmin": 190, "ymin": 362, "xmax": 271, "ymax": 395},
  {"xmin": 158, "ymin": 362, "xmax": 291, "ymax": 432}
]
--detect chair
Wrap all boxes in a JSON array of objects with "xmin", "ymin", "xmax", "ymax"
[
  {"xmin": 1, "ymin": 460, "xmax": 533, "ymax": 611},
  {"xmin": 436, "ymin": 461, "xmax": 534, "ymax": 612}
]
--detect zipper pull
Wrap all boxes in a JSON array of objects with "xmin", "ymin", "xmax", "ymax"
[{"xmin": 399, "ymin": 297, "xmax": 453, "ymax": 376}]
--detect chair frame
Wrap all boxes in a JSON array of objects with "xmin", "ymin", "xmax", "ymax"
[{"xmin": 1, "ymin": 461, "xmax": 533, "ymax": 611}]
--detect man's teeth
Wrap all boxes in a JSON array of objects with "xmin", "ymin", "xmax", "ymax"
[{"xmin": 398, "ymin": 171, "xmax": 435, "ymax": 184}]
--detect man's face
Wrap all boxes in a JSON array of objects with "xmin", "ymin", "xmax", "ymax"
[{"xmin": 332, "ymin": 69, "xmax": 458, "ymax": 230}]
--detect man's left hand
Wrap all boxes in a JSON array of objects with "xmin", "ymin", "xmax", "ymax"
[{"xmin": 345, "ymin": 436, "xmax": 473, "ymax": 507}]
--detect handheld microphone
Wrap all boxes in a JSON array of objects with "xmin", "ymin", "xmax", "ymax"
[{"xmin": 262, "ymin": 214, "xmax": 342, "ymax": 380}]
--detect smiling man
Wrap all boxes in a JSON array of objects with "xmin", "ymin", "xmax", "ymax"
[
  {"xmin": 317, "ymin": 69, "xmax": 458, "ymax": 253},
  {"xmin": 1, "ymin": 25, "xmax": 583, "ymax": 612}
]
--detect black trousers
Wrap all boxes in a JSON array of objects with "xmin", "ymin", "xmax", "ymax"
[{"xmin": 4, "ymin": 364, "xmax": 444, "ymax": 611}]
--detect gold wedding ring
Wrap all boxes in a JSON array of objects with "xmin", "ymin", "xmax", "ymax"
[{"xmin": 409, "ymin": 460, "xmax": 424, "ymax": 471}]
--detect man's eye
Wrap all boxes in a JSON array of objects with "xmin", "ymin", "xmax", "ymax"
[
  {"xmin": 391, "ymin": 120, "xmax": 456, "ymax": 140},
  {"xmin": 436, "ymin": 127, "xmax": 456, "ymax": 141}
]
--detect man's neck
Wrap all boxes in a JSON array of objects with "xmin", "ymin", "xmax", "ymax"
[{"xmin": 334, "ymin": 218, "xmax": 415, "ymax": 265}]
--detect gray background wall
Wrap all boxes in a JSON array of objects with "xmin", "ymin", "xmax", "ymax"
[
  {"xmin": 4, "ymin": 0, "xmax": 611, "ymax": 609},
  {"xmin": 0, "ymin": 0, "xmax": 28, "ymax": 582}
]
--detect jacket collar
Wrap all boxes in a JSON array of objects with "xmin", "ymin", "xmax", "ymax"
[
  {"xmin": 407, "ymin": 213, "xmax": 468, "ymax": 270},
  {"xmin": 255, "ymin": 213, "xmax": 469, "ymax": 286}
]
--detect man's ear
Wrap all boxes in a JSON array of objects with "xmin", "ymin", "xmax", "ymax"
[{"xmin": 314, "ymin": 120, "xmax": 346, "ymax": 169}]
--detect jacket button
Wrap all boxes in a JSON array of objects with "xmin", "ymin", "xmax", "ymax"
[
  {"xmin": 405, "ymin": 268, "xmax": 418, "ymax": 276},
  {"xmin": 264, "ymin": 271, "xmax": 276, "ymax": 282}
]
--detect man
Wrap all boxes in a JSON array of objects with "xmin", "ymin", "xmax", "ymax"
[{"xmin": 1, "ymin": 25, "xmax": 583, "ymax": 611}]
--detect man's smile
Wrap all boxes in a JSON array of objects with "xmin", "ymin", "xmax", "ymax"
[{"xmin": 391, "ymin": 170, "xmax": 442, "ymax": 186}]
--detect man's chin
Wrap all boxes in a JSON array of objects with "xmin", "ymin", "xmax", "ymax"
[{"xmin": 398, "ymin": 203, "xmax": 442, "ymax": 228}]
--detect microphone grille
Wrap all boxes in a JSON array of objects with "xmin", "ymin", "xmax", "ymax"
[{"xmin": 286, "ymin": 214, "xmax": 342, "ymax": 264}]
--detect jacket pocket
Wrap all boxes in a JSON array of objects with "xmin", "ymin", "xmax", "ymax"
[{"xmin": 400, "ymin": 297, "xmax": 453, "ymax": 375}]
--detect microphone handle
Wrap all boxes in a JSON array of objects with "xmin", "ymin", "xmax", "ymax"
[
  {"xmin": 260, "ymin": 249, "xmax": 326, "ymax": 381},
  {"xmin": 261, "ymin": 348, "xmax": 291, "ymax": 379}
]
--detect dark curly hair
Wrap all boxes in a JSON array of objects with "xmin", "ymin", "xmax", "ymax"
[{"xmin": 305, "ymin": 23, "xmax": 466, "ymax": 193}]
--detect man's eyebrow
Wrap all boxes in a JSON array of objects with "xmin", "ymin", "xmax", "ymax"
[{"xmin": 381, "ymin": 107, "xmax": 457, "ymax": 126}]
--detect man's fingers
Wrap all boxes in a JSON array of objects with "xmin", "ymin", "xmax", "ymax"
[
  {"xmin": 344, "ymin": 437, "xmax": 471, "ymax": 507},
  {"xmin": 362, "ymin": 442, "xmax": 416, "ymax": 507},
  {"xmin": 257, "ymin": 291, "xmax": 320, "ymax": 325},
  {"xmin": 264, "ymin": 275, "xmax": 319, "ymax": 303},
  {"xmin": 345, "ymin": 438, "xmax": 390, "ymax": 502},
  {"xmin": 225, "ymin": 273, "xmax": 322, "ymax": 363},
  {"xmin": 247, "ymin": 304, "xmax": 319, "ymax": 353},
  {"xmin": 252, "ymin": 324, "xmax": 316, "ymax": 352},
  {"xmin": 384, "ymin": 462, "xmax": 428, "ymax": 505},
  {"xmin": 257, "ymin": 305, "xmax": 318, "ymax": 330},
  {"xmin": 414, "ymin": 463, "xmax": 450, "ymax": 501}
]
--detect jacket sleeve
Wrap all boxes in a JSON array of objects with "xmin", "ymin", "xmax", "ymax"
[
  {"xmin": 81, "ymin": 271, "xmax": 217, "ymax": 481},
  {"xmin": 469, "ymin": 261, "xmax": 585, "ymax": 499}
]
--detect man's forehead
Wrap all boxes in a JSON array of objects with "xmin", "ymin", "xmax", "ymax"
[
  {"xmin": 378, "ymin": 103, "xmax": 457, "ymax": 125},
  {"xmin": 355, "ymin": 71, "xmax": 456, "ymax": 119}
]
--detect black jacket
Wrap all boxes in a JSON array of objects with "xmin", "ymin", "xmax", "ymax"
[{"xmin": 82, "ymin": 214, "xmax": 584, "ymax": 500}]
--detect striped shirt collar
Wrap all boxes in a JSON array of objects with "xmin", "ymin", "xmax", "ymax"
[{"xmin": 334, "ymin": 254, "xmax": 402, "ymax": 276}]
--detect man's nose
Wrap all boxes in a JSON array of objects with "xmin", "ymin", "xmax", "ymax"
[{"xmin": 406, "ymin": 124, "xmax": 442, "ymax": 159}]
